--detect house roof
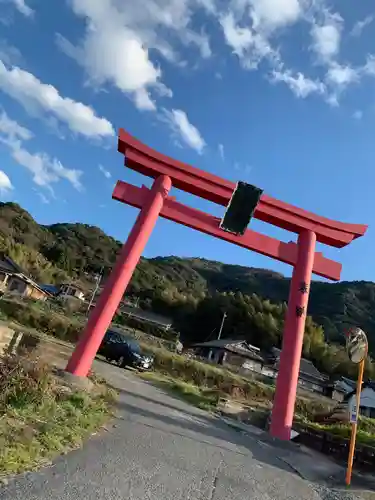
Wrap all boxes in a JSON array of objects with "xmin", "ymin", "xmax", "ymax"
[
  {"xmin": 120, "ymin": 304, "xmax": 172, "ymax": 328},
  {"xmin": 192, "ymin": 339, "xmax": 251, "ymax": 348},
  {"xmin": 270, "ymin": 347, "xmax": 323, "ymax": 379},
  {"xmin": 60, "ymin": 283, "xmax": 85, "ymax": 292},
  {"xmin": 0, "ymin": 253, "xmax": 26, "ymax": 274},
  {"xmin": 0, "ymin": 253, "xmax": 51, "ymax": 297},
  {"xmin": 343, "ymin": 380, "xmax": 375, "ymax": 402},
  {"xmin": 192, "ymin": 339, "xmax": 264, "ymax": 361},
  {"xmin": 334, "ymin": 377, "xmax": 356, "ymax": 392},
  {"xmin": 39, "ymin": 284, "xmax": 60, "ymax": 295}
]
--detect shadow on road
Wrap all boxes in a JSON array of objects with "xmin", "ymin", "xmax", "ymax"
[
  {"xmin": 114, "ymin": 384, "xmax": 375, "ymax": 494},
  {"xmin": 114, "ymin": 385, "xmax": 211, "ymax": 419},
  {"xmin": 114, "ymin": 396, "xmax": 301, "ymax": 476}
]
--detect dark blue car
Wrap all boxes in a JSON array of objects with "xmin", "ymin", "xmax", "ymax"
[{"xmin": 98, "ymin": 330, "xmax": 153, "ymax": 370}]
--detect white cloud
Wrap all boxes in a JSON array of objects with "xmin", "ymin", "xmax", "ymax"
[
  {"xmin": 311, "ymin": 22, "xmax": 341, "ymax": 61},
  {"xmin": 251, "ymin": 0, "xmax": 301, "ymax": 30},
  {"xmin": 323, "ymin": 62, "xmax": 361, "ymax": 106},
  {"xmin": 57, "ymin": 0, "xmax": 375, "ymax": 115},
  {"xmin": 353, "ymin": 110, "xmax": 362, "ymax": 120},
  {"xmin": 162, "ymin": 108, "xmax": 205, "ymax": 154},
  {"xmin": 326, "ymin": 63, "xmax": 359, "ymax": 87},
  {"xmin": 0, "ymin": 170, "xmax": 13, "ymax": 192},
  {"xmin": 36, "ymin": 191, "xmax": 50, "ymax": 204},
  {"xmin": 0, "ymin": 110, "xmax": 83, "ymax": 192},
  {"xmin": 99, "ymin": 164, "xmax": 111, "ymax": 179},
  {"xmin": 133, "ymin": 88, "xmax": 156, "ymax": 111},
  {"xmin": 0, "ymin": 39, "xmax": 23, "ymax": 66},
  {"xmin": 271, "ymin": 69, "xmax": 325, "ymax": 98},
  {"xmin": 218, "ymin": 0, "xmax": 305, "ymax": 70},
  {"xmin": 218, "ymin": 143, "xmax": 225, "ymax": 160},
  {"xmin": 0, "ymin": 60, "xmax": 114, "ymax": 139},
  {"xmin": 58, "ymin": 0, "xmax": 214, "ymax": 111},
  {"xmin": 350, "ymin": 15, "xmax": 374, "ymax": 37},
  {"xmin": 0, "ymin": 109, "xmax": 33, "ymax": 145},
  {"xmin": 11, "ymin": 147, "xmax": 83, "ymax": 191},
  {"xmin": 183, "ymin": 30, "xmax": 212, "ymax": 59},
  {"xmin": 219, "ymin": 11, "xmax": 277, "ymax": 70},
  {"xmin": 9, "ymin": 0, "xmax": 33, "ymax": 17}
]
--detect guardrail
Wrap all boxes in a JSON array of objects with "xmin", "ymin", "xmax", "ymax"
[{"xmin": 294, "ymin": 423, "xmax": 375, "ymax": 472}]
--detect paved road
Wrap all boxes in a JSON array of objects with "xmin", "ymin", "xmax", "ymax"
[{"xmin": 0, "ymin": 360, "xmax": 370, "ymax": 500}]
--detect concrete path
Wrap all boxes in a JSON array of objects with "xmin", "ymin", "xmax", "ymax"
[{"xmin": 0, "ymin": 360, "xmax": 371, "ymax": 500}]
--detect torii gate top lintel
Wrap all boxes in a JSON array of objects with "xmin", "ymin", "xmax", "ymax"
[{"xmin": 118, "ymin": 128, "xmax": 367, "ymax": 248}]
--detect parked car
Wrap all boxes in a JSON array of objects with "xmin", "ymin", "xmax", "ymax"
[{"xmin": 98, "ymin": 330, "xmax": 154, "ymax": 371}]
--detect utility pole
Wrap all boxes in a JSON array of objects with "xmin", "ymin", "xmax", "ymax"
[
  {"xmin": 217, "ymin": 311, "xmax": 227, "ymax": 340},
  {"xmin": 86, "ymin": 267, "xmax": 103, "ymax": 315}
]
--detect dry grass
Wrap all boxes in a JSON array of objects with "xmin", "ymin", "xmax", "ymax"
[{"xmin": 0, "ymin": 353, "xmax": 115, "ymax": 477}]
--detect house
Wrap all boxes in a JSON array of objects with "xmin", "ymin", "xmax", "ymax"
[
  {"xmin": 325, "ymin": 376, "xmax": 357, "ymax": 402},
  {"xmin": 191, "ymin": 339, "xmax": 326, "ymax": 394},
  {"xmin": 268, "ymin": 347, "xmax": 328, "ymax": 394},
  {"xmin": 39, "ymin": 283, "xmax": 86, "ymax": 302},
  {"xmin": 58, "ymin": 283, "xmax": 86, "ymax": 301},
  {"xmin": 0, "ymin": 254, "xmax": 50, "ymax": 301},
  {"xmin": 344, "ymin": 381, "xmax": 375, "ymax": 419},
  {"xmin": 118, "ymin": 304, "xmax": 173, "ymax": 331},
  {"xmin": 192, "ymin": 339, "xmax": 265, "ymax": 369}
]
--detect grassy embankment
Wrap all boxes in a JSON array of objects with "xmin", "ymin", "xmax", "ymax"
[
  {"xmin": 138, "ymin": 344, "xmax": 375, "ymax": 447},
  {"xmin": 0, "ymin": 353, "xmax": 116, "ymax": 477}
]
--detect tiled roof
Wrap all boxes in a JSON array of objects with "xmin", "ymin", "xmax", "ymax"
[
  {"xmin": 343, "ymin": 380, "xmax": 375, "ymax": 402},
  {"xmin": 120, "ymin": 305, "xmax": 172, "ymax": 328},
  {"xmin": 192, "ymin": 339, "xmax": 264, "ymax": 361},
  {"xmin": 271, "ymin": 347, "xmax": 323, "ymax": 379}
]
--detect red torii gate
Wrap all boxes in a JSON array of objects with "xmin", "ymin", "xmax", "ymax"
[{"xmin": 66, "ymin": 129, "xmax": 367, "ymax": 441}]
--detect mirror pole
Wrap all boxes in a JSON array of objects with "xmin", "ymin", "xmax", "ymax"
[{"xmin": 345, "ymin": 353, "xmax": 366, "ymax": 486}]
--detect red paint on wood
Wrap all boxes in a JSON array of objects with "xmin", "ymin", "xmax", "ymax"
[
  {"xmin": 270, "ymin": 230, "xmax": 316, "ymax": 440},
  {"xmin": 66, "ymin": 175, "xmax": 172, "ymax": 377},
  {"xmin": 112, "ymin": 181, "xmax": 341, "ymax": 281},
  {"xmin": 118, "ymin": 129, "xmax": 367, "ymax": 248}
]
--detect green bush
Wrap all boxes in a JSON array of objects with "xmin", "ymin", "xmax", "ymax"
[
  {"xmin": 295, "ymin": 397, "xmax": 333, "ymax": 421},
  {"xmin": 0, "ymin": 298, "xmax": 82, "ymax": 343},
  {"xmin": 0, "ymin": 352, "xmax": 115, "ymax": 475},
  {"xmin": 140, "ymin": 343, "xmax": 274, "ymax": 401},
  {"xmin": 299, "ymin": 420, "xmax": 375, "ymax": 447},
  {"xmin": 0, "ymin": 352, "xmax": 52, "ymax": 411}
]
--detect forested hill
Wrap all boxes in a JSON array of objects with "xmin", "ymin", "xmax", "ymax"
[{"xmin": 0, "ymin": 202, "xmax": 374, "ymax": 357}]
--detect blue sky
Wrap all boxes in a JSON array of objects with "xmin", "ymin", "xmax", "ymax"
[{"xmin": 0, "ymin": 0, "xmax": 374, "ymax": 283}]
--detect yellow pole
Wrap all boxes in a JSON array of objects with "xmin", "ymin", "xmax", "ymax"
[{"xmin": 345, "ymin": 357, "xmax": 366, "ymax": 486}]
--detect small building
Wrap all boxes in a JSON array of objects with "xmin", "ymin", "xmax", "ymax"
[
  {"xmin": 119, "ymin": 304, "xmax": 173, "ymax": 331},
  {"xmin": 268, "ymin": 347, "xmax": 327, "ymax": 394},
  {"xmin": 344, "ymin": 381, "xmax": 375, "ymax": 420},
  {"xmin": 58, "ymin": 283, "xmax": 86, "ymax": 301},
  {"xmin": 0, "ymin": 254, "xmax": 50, "ymax": 301},
  {"xmin": 191, "ymin": 339, "xmax": 265, "ymax": 370},
  {"xmin": 325, "ymin": 376, "xmax": 357, "ymax": 402},
  {"xmin": 191, "ymin": 340, "xmax": 326, "ymax": 394}
]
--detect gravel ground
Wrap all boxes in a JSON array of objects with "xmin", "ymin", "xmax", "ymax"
[{"xmin": 0, "ymin": 360, "xmax": 372, "ymax": 500}]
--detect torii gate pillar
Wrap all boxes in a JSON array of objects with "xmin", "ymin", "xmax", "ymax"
[
  {"xmin": 270, "ymin": 230, "xmax": 316, "ymax": 440},
  {"xmin": 65, "ymin": 175, "xmax": 171, "ymax": 377}
]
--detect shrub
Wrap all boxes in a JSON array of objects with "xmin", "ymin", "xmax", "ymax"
[
  {"xmin": 0, "ymin": 353, "xmax": 53, "ymax": 412},
  {"xmin": 0, "ymin": 352, "xmax": 115, "ymax": 475},
  {"xmin": 140, "ymin": 343, "xmax": 274, "ymax": 401},
  {"xmin": 0, "ymin": 298, "xmax": 83, "ymax": 343}
]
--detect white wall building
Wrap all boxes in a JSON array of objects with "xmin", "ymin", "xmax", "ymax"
[{"xmin": 346, "ymin": 383, "xmax": 375, "ymax": 419}]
